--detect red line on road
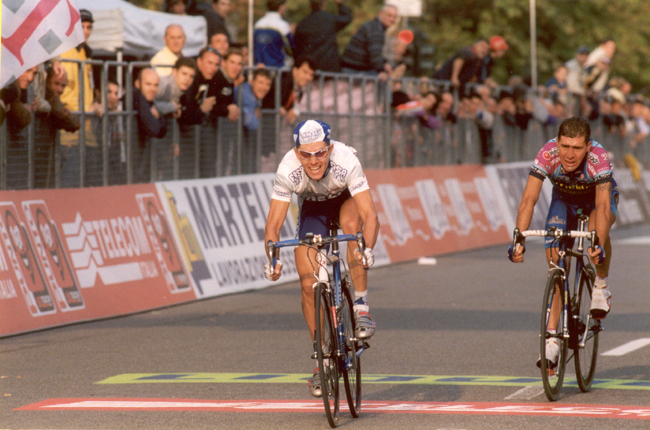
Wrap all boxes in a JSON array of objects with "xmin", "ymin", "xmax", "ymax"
[{"xmin": 15, "ymin": 398, "xmax": 650, "ymax": 419}]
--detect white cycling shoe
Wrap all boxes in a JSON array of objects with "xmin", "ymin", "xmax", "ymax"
[
  {"xmin": 536, "ymin": 337, "xmax": 559, "ymax": 369},
  {"xmin": 590, "ymin": 286, "xmax": 611, "ymax": 319}
]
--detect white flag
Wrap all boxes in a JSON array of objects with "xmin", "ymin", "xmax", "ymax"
[{"xmin": 1, "ymin": 0, "xmax": 85, "ymax": 88}]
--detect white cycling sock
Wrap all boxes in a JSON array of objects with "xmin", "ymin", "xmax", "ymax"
[
  {"xmin": 595, "ymin": 277, "xmax": 608, "ymax": 288},
  {"xmin": 354, "ymin": 290, "xmax": 369, "ymax": 312}
]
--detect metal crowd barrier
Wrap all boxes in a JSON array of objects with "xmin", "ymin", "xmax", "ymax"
[{"xmin": 1, "ymin": 59, "xmax": 647, "ymax": 190}]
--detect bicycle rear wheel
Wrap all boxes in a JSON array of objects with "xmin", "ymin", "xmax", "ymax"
[
  {"xmin": 573, "ymin": 267, "xmax": 600, "ymax": 392},
  {"xmin": 341, "ymin": 278, "xmax": 361, "ymax": 417},
  {"xmin": 540, "ymin": 269, "xmax": 568, "ymax": 401},
  {"xmin": 315, "ymin": 283, "xmax": 339, "ymax": 427}
]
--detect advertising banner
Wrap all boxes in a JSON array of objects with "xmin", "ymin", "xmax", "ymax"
[
  {"xmin": 365, "ymin": 165, "xmax": 511, "ymax": 262},
  {"xmin": 0, "ymin": 185, "xmax": 196, "ymax": 337}
]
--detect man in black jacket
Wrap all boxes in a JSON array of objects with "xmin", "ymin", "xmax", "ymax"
[
  {"xmin": 133, "ymin": 68, "xmax": 167, "ymax": 183},
  {"xmin": 294, "ymin": 0, "xmax": 352, "ymax": 73},
  {"xmin": 340, "ymin": 4, "xmax": 397, "ymax": 80}
]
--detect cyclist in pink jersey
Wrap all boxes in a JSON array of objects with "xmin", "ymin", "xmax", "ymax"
[{"xmin": 508, "ymin": 117, "xmax": 618, "ymax": 368}]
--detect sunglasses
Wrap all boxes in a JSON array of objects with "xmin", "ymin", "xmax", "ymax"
[{"xmin": 297, "ymin": 147, "xmax": 330, "ymax": 160}]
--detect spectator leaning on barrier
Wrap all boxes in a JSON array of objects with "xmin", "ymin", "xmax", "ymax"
[
  {"xmin": 235, "ymin": 68, "xmax": 273, "ymax": 173},
  {"xmin": 434, "ymin": 39, "xmax": 489, "ymax": 96},
  {"xmin": 133, "ymin": 68, "xmax": 168, "ymax": 183},
  {"xmin": 151, "ymin": 24, "xmax": 187, "ymax": 77},
  {"xmin": 254, "ymin": 0, "xmax": 294, "ymax": 68},
  {"xmin": 59, "ymin": 8, "xmax": 104, "ymax": 188},
  {"xmin": 104, "ymin": 81, "xmax": 127, "ymax": 185},
  {"xmin": 34, "ymin": 67, "xmax": 80, "ymax": 189},
  {"xmin": 294, "ymin": 0, "xmax": 352, "ymax": 73},
  {"xmin": 341, "ymin": 4, "xmax": 397, "ymax": 80},
  {"xmin": 178, "ymin": 47, "xmax": 220, "ymax": 126},
  {"xmin": 155, "ymin": 57, "xmax": 197, "ymax": 118},
  {"xmin": 262, "ymin": 56, "xmax": 316, "ymax": 126}
]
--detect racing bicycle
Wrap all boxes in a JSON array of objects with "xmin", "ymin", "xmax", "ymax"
[
  {"xmin": 513, "ymin": 209, "xmax": 602, "ymax": 401},
  {"xmin": 266, "ymin": 222, "xmax": 369, "ymax": 427}
]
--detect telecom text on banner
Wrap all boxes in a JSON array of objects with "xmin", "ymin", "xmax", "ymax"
[
  {"xmin": 0, "ymin": 185, "xmax": 196, "ymax": 337},
  {"xmin": 1, "ymin": 0, "xmax": 84, "ymax": 87},
  {"xmin": 365, "ymin": 165, "xmax": 511, "ymax": 262}
]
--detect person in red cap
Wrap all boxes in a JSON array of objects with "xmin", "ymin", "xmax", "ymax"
[{"xmin": 478, "ymin": 35, "xmax": 509, "ymax": 86}]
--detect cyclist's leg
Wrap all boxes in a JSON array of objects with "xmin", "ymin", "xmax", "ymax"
[
  {"xmin": 587, "ymin": 180, "xmax": 618, "ymax": 279},
  {"xmin": 544, "ymin": 193, "xmax": 573, "ymax": 332},
  {"xmin": 296, "ymin": 192, "xmax": 351, "ymax": 341},
  {"xmin": 339, "ymin": 194, "xmax": 376, "ymax": 339}
]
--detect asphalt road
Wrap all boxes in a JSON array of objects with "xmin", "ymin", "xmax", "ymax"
[{"xmin": 2, "ymin": 225, "xmax": 650, "ymax": 430}]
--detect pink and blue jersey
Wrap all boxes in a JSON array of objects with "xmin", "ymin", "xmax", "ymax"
[{"xmin": 530, "ymin": 138, "xmax": 613, "ymax": 199}]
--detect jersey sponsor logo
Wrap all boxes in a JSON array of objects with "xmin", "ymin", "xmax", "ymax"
[
  {"xmin": 272, "ymin": 186, "xmax": 291, "ymax": 199},
  {"xmin": 548, "ymin": 215, "xmax": 566, "ymax": 225},
  {"xmin": 549, "ymin": 147, "xmax": 559, "ymax": 157},
  {"xmin": 330, "ymin": 161, "xmax": 348, "ymax": 182},
  {"xmin": 601, "ymin": 152, "xmax": 609, "ymax": 161},
  {"xmin": 530, "ymin": 165, "xmax": 547, "ymax": 177},
  {"xmin": 543, "ymin": 151, "xmax": 551, "ymax": 160},
  {"xmin": 587, "ymin": 163, "xmax": 597, "ymax": 176},
  {"xmin": 288, "ymin": 168, "xmax": 303, "ymax": 186},
  {"xmin": 588, "ymin": 152, "xmax": 599, "ymax": 165},
  {"xmin": 221, "ymin": 87, "xmax": 233, "ymax": 97}
]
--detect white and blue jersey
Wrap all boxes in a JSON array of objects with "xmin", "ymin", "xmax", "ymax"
[
  {"xmin": 254, "ymin": 12, "xmax": 294, "ymax": 68},
  {"xmin": 272, "ymin": 141, "xmax": 370, "ymax": 239}
]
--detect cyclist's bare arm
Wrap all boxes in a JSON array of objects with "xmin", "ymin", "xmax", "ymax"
[
  {"xmin": 513, "ymin": 175, "xmax": 544, "ymax": 262},
  {"xmin": 351, "ymin": 190, "xmax": 380, "ymax": 251},
  {"xmin": 264, "ymin": 198, "xmax": 291, "ymax": 279},
  {"xmin": 588, "ymin": 181, "xmax": 613, "ymax": 265}
]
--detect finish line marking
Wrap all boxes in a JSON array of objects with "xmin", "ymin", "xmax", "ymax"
[
  {"xmin": 15, "ymin": 398, "xmax": 650, "ymax": 419},
  {"xmin": 96, "ymin": 373, "xmax": 650, "ymax": 391},
  {"xmin": 602, "ymin": 338, "xmax": 650, "ymax": 357}
]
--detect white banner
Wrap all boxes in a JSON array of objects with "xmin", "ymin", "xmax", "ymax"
[{"xmin": 1, "ymin": 0, "xmax": 85, "ymax": 87}]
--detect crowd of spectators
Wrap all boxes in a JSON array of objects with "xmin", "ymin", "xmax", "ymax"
[{"xmin": 2, "ymin": 1, "xmax": 648, "ymax": 189}]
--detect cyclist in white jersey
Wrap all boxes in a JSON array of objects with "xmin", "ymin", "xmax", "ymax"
[{"xmin": 264, "ymin": 119, "xmax": 379, "ymax": 397}]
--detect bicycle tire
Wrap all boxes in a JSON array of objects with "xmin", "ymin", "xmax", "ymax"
[
  {"xmin": 540, "ymin": 268, "xmax": 568, "ymax": 401},
  {"xmin": 315, "ymin": 283, "xmax": 340, "ymax": 427},
  {"xmin": 341, "ymin": 278, "xmax": 361, "ymax": 417},
  {"xmin": 573, "ymin": 267, "xmax": 600, "ymax": 392}
]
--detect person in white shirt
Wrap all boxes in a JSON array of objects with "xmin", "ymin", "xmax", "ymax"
[
  {"xmin": 264, "ymin": 119, "xmax": 379, "ymax": 398},
  {"xmin": 151, "ymin": 24, "xmax": 187, "ymax": 77}
]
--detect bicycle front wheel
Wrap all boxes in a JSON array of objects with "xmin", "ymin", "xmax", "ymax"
[
  {"xmin": 341, "ymin": 278, "xmax": 361, "ymax": 417},
  {"xmin": 315, "ymin": 283, "xmax": 339, "ymax": 427},
  {"xmin": 573, "ymin": 267, "xmax": 600, "ymax": 392},
  {"xmin": 540, "ymin": 269, "xmax": 568, "ymax": 401}
]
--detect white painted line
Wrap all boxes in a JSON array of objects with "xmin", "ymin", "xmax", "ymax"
[
  {"xmin": 602, "ymin": 338, "xmax": 650, "ymax": 356},
  {"xmin": 615, "ymin": 236, "xmax": 650, "ymax": 245},
  {"xmin": 504, "ymin": 385, "xmax": 544, "ymax": 400}
]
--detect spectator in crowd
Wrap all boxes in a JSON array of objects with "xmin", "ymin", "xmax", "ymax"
[
  {"xmin": 434, "ymin": 39, "xmax": 489, "ymax": 96},
  {"xmin": 133, "ymin": 68, "xmax": 168, "ymax": 183},
  {"xmin": 341, "ymin": 4, "xmax": 397, "ymax": 80},
  {"xmin": 262, "ymin": 56, "xmax": 316, "ymax": 126},
  {"xmin": 188, "ymin": 0, "xmax": 232, "ymax": 42},
  {"xmin": 2, "ymin": 66, "xmax": 37, "ymax": 189},
  {"xmin": 565, "ymin": 45, "xmax": 590, "ymax": 116},
  {"xmin": 260, "ymin": 57, "xmax": 316, "ymax": 164},
  {"xmin": 178, "ymin": 47, "xmax": 220, "ymax": 126},
  {"xmin": 151, "ymin": 24, "xmax": 187, "ymax": 77},
  {"xmin": 166, "ymin": 0, "xmax": 186, "ymax": 15},
  {"xmin": 630, "ymin": 97, "xmax": 649, "ymax": 151},
  {"xmin": 544, "ymin": 64, "xmax": 568, "ymax": 105},
  {"xmin": 201, "ymin": 48, "xmax": 242, "ymax": 177},
  {"xmin": 254, "ymin": 0, "xmax": 294, "ymax": 68},
  {"xmin": 210, "ymin": 32, "xmax": 230, "ymax": 56},
  {"xmin": 294, "ymin": 0, "xmax": 352, "ymax": 73},
  {"xmin": 479, "ymin": 35, "xmax": 509, "ymax": 86},
  {"xmin": 59, "ymin": 9, "xmax": 103, "ymax": 187},
  {"xmin": 601, "ymin": 88, "xmax": 626, "ymax": 137},
  {"xmin": 104, "ymin": 81, "xmax": 127, "ymax": 185},
  {"xmin": 34, "ymin": 67, "xmax": 80, "ymax": 188},
  {"xmin": 585, "ymin": 38, "xmax": 616, "ymax": 93},
  {"xmin": 235, "ymin": 68, "xmax": 273, "ymax": 173},
  {"xmin": 155, "ymin": 57, "xmax": 197, "ymax": 118},
  {"xmin": 2, "ymin": 66, "xmax": 37, "ymax": 136},
  {"xmin": 512, "ymin": 84, "xmax": 534, "ymax": 131}
]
